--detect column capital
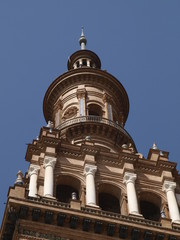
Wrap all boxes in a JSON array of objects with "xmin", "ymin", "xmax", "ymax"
[
  {"xmin": 54, "ymin": 99, "xmax": 62, "ymax": 111},
  {"xmin": 84, "ymin": 164, "xmax": 97, "ymax": 176},
  {"xmin": 123, "ymin": 172, "xmax": 137, "ymax": 185},
  {"xmin": 103, "ymin": 93, "xmax": 112, "ymax": 103},
  {"xmin": 162, "ymin": 180, "xmax": 176, "ymax": 193},
  {"xmin": 76, "ymin": 88, "xmax": 86, "ymax": 99},
  {"xmin": 28, "ymin": 164, "xmax": 40, "ymax": 177},
  {"xmin": 43, "ymin": 156, "xmax": 57, "ymax": 169}
]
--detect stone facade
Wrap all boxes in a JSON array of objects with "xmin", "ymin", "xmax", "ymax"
[{"xmin": 1, "ymin": 30, "xmax": 180, "ymax": 240}]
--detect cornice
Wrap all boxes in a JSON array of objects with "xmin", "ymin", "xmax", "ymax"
[{"xmin": 60, "ymin": 150, "xmax": 83, "ymax": 159}]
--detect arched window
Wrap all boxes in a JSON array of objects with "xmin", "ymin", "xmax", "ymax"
[
  {"xmin": 98, "ymin": 184, "xmax": 121, "ymax": 214},
  {"xmin": 56, "ymin": 185, "xmax": 78, "ymax": 203},
  {"xmin": 139, "ymin": 192, "xmax": 161, "ymax": 221},
  {"xmin": 140, "ymin": 201, "xmax": 160, "ymax": 221},
  {"xmin": 56, "ymin": 176, "xmax": 80, "ymax": 203},
  {"xmin": 88, "ymin": 104, "xmax": 102, "ymax": 117},
  {"xmin": 82, "ymin": 59, "xmax": 87, "ymax": 66},
  {"xmin": 99, "ymin": 192, "xmax": 120, "ymax": 213}
]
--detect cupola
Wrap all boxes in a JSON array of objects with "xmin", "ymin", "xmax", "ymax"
[
  {"xmin": 43, "ymin": 29, "xmax": 136, "ymax": 152},
  {"xmin": 67, "ymin": 27, "xmax": 101, "ymax": 70}
]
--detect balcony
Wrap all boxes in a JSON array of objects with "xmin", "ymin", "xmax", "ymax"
[{"xmin": 56, "ymin": 116, "xmax": 136, "ymax": 150}]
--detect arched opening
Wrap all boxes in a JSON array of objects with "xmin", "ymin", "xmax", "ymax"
[
  {"xmin": 88, "ymin": 104, "xmax": 102, "ymax": 117},
  {"xmin": 140, "ymin": 201, "xmax": 160, "ymax": 221},
  {"xmin": 139, "ymin": 192, "xmax": 161, "ymax": 221},
  {"xmin": 56, "ymin": 185, "xmax": 78, "ymax": 203},
  {"xmin": 99, "ymin": 192, "xmax": 120, "ymax": 213},
  {"xmin": 56, "ymin": 176, "xmax": 80, "ymax": 203},
  {"xmin": 82, "ymin": 59, "xmax": 87, "ymax": 66},
  {"xmin": 98, "ymin": 183, "xmax": 121, "ymax": 214}
]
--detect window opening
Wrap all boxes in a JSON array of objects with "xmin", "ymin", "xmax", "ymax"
[
  {"xmin": 56, "ymin": 185, "xmax": 78, "ymax": 203},
  {"xmin": 99, "ymin": 192, "xmax": 120, "ymax": 214}
]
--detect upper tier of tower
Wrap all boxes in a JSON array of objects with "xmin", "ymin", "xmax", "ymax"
[
  {"xmin": 68, "ymin": 28, "xmax": 101, "ymax": 70},
  {"xmin": 43, "ymin": 29, "xmax": 136, "ymax": 152}
]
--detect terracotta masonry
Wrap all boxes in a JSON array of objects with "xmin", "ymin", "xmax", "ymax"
[{"xmin": 1, "ymin": 29, "xmax": 180, "ymax": 240}]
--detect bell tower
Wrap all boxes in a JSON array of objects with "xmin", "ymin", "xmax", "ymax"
[{"xmin": 1, "ymin": 29, "xmax": 180, "ymax": 240}]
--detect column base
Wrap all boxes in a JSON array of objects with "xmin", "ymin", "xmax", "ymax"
[
  {"xmin": 129, "ymin": 212, "xmax": 143, "ymax": 217},
  {"xmin": 28, "ymin": 194, "xmax": 38, "ymax": 198},
  {"xmin": 43, "ymin": 194, "xmax": 56, "ymax": 199},
  {"xmin": 172, "ymin": 220, "xmax": 180, "ymax": 224},
  {"xmin": 86, "ymin": 203, "xmax": 100, "ymax": 209}
]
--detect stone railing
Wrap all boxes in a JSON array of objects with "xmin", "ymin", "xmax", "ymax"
[
  {"xmin": 27, "ymin": 196, "xmax": 70, "ymax": 208},
  {"xmin": 27, "ymin": 197, "xmax": 162, "ymax": 228},
  {"xmin": 56, "ymin": 116, "xmax": 132, "ymax": 139}
]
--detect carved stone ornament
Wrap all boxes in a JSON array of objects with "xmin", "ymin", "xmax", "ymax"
[
  {"xmin": 76, "ymin": 88, "xmax": 86, "ymax": 99},
  {"xmin": 123, "ymin": 172, "xmax": 137, "ymax": 185},
  {"xmin": 43, "ymin": 156, "xmax": 57, "ymax": 169},
  {"xmin": 53, "ymin": 99, "xmax": 62, "ymax": 112},
  {"xmin": 162, "ymin": 180, "xmax": 176, "ymax": 193},
  {"xmin": 103, "ymin": 92, "xmax": 112, "ymax": 103},
  {"xmin": 28, "ymin": 164, "xmax": 40, "ymax": 177},
  {"xmin": 84, "ymin": 164, "xmax": 97, "ymax": 176},
  {"xmin": 62, "ymin": 106, "xmax": 78, "ymax": 120}
]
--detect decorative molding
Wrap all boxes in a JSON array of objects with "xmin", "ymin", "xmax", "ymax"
[
  {"xmin": 19, "ymin": 228, "xmax": 64, "ymax": 240},
  {"xmin": 120, "ymin": 155, "xmax": 137, "ymax": 162},
  {"xmin": 76, "ymin": 88, "xmax": 86, "ymax": 99},
  {"xmin": 61, "ymin": 150, "xmax": 82, "ymax": 158},
  {"xmin": 43, "ymin": 156, "xmax": 57, "ymax": 169},
  {"xmin": 28, "ymin": 165, "xmax": 40, "ymax": 177},
  {"xmin": 138, "ymin": 166, "xmax": 160, "ymax": 174},
  {"xmin": 84, "ymin": 164, "xmax": 97, "ymax": 176},
  {"xmin": 163, "ymin": 180, "xmax": 176, "ymax": 193},
  {"xmin": 62, "ymin": 106, "xmax": 78, "ymax": 120},
  {"xmin": 103, "ymin": 92, "xmax": 112, "ymax": 103},
  {"xmin": 54, "ymin": 99, "xmax": 63, "ymax": 112},
  {"xmin": 82, "ymin": 147, "xmax": 98, "ymax": 155},
  {"xmin": 100, "ymin": 158, "xmax": 122, "ymax": 166},
  {"xmin": 123, "ymin": 172, "xmax": 137, "ymax": 185},
  {"xmin": 43, "ymin": 140, "xmax": 59, "ymax": 145}
]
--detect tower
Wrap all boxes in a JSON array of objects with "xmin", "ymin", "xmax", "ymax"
[{"xmin": 1, "ymin": 29, "xmax": 180, "ymax": 240}]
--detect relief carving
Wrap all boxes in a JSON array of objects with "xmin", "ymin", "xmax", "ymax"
[{"xmin": 62, "ymin": 106, "xmax": 78, "ymax": 120}]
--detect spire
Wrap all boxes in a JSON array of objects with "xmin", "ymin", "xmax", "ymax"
[{"xmin": 79, "ymin": 27, "xmax": 87, "ymax": 50}]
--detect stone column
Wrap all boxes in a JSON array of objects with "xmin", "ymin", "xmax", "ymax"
[
  {"xmin": 54, "ymin": 99, "xmax": 62, "ymax": 127},
  {"xmin": 84, "ymin": 164, "xmax": 97, "ymax": 206},
  {"xmin": 80, "ymin": 186, "xmax": 86, "ymax": 206},
  {"xmin": 43, "ymin": 156, "xmax": 57, "ymax": 198},
  {"xmin": 28, "ymin": 165, "xmax": 40, "ymax": 197},
  {"xmin": 103, "ymin": 93, "xmax": 113, "ymax": 120},
  {"xmin": 120, "ymin": 194, "xmax": 128, "ymax": 216},
  {"xmin": 163, "ymin": 180, "xmax": 180, "ymax": 223},
  {"xmin": 77, "ymin": 89, "xmax": 86, "ymax": 116},
  {"xmin": 123, "ymin": 172, "xmax": 140, "ymax": 215},
  {"xmin": 87, "ymin": 60, "xmax": 90, "ymax": 67}
]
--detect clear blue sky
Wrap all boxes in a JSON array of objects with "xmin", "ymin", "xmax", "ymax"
[{"xmin": 0, "ymin": 1, "xmax": 180, "ymax": 222}]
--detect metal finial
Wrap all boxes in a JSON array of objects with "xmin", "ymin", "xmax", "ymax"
[
  {"xmin": 81, "ymin": 26, "xmax": 85, "ymax": 36},
  {"xmin": 152, "ymin": 142, "xmax": 158, "ymax": 150},
  {"xmin": 79, "ymin": 27, "xmax": 87, "ymax": 50},
  {"xmin": 72, "ymin": 192, "xmax": 77, "ymax": 200},
  {"xmin": 15, "ymin": 170, "xmax": 23, "ymax": 185},
  {"xmin": 160, "ymin": 210, "xmax": 166, "ymax": 218}
]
